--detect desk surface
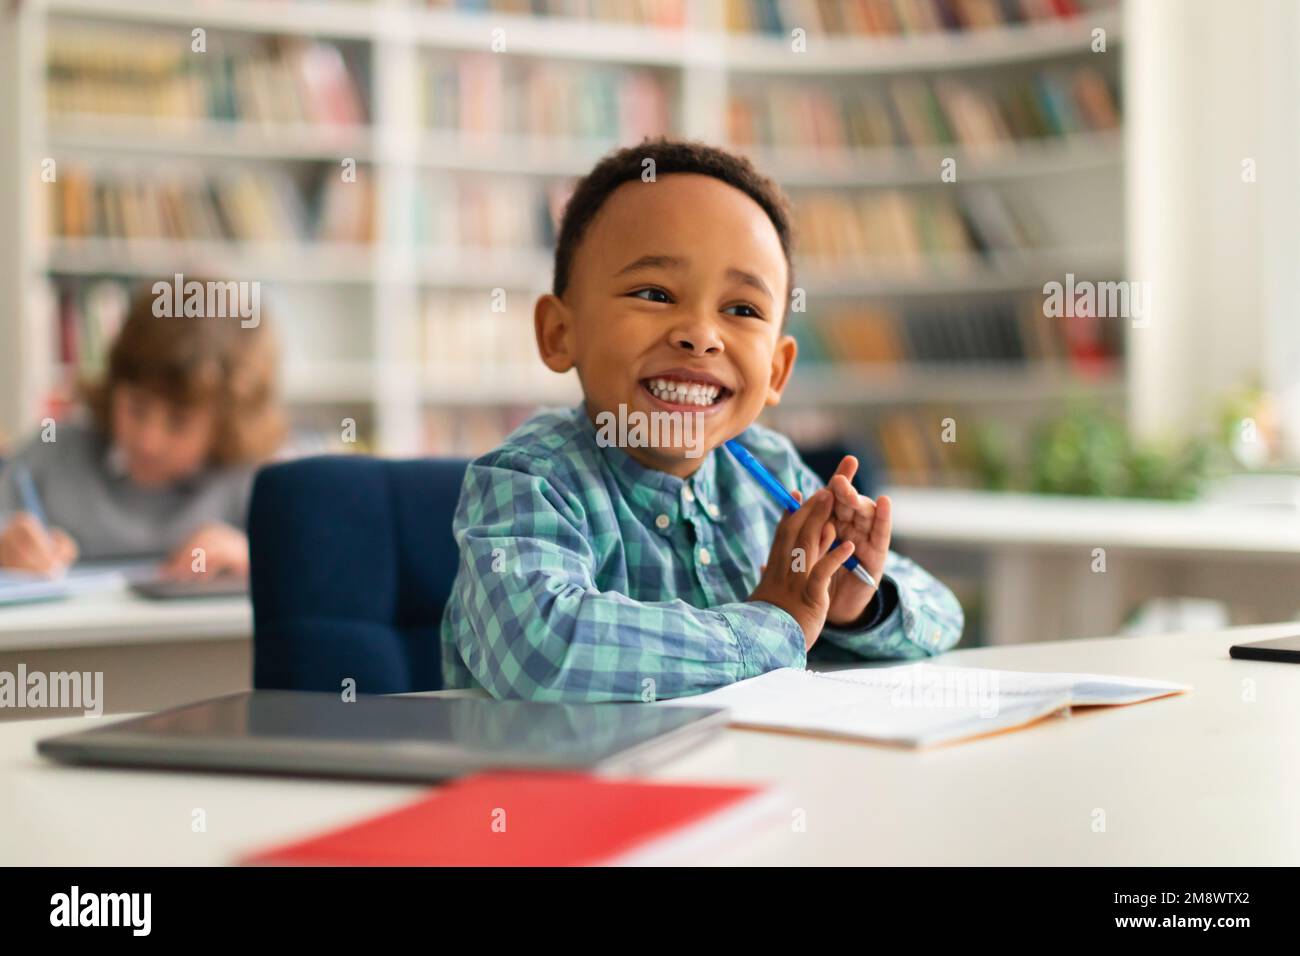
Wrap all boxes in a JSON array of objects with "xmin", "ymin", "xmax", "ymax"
[
  {"xmin": 0, "ymin": 586, "xmax": 251, "ymax": 652},
  {"xmin": 3, "ymin": 621, "xmax": 1298, "ymax": 865},
  {"xmin": 886, "ymin": 487, "xmax": 1300, "ymax": 555}
]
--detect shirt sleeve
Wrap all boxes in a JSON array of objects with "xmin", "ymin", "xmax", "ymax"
[
  {"xmin": 785, "ymin": 446, "xmax": 966, "ymax": 660},
  {"xmin": 444, "ymin": 453, "xmax": 807, "ymax": 702}
]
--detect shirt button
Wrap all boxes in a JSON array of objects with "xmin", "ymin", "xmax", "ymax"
[
  {"xmin": 683, "ymin": 487, "xmax": 695, "ymax": 503},
  {"xmin": 655, "ymin": 514, "xmax": 670, "ymax": 530},
  {"xmin": 706, "ymin": 503, "xmax": 720, "ymax": 518},
  {"xmin": 698, "ymin": 547, "xmax": 711, "ymax": 565}
]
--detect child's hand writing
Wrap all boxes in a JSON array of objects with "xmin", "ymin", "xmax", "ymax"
[
  {"xmin": 822, "ymin": 456, "xmax": 891, "ymax": 628},
  {"xmin": 0, "ymin": 513, "xmax": 79, "ymax": 576},
  {"xmin": 747, "ymin": 488, "xmax": 856, "ymax": 650},
  {"xmin": 160, "ymin": 522, "xmax": 250, "ymax": 580}
]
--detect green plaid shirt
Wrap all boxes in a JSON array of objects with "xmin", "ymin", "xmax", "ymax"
[{"xmin": 440, "ymin": 404, "xmax": 964, "ymax": 701}]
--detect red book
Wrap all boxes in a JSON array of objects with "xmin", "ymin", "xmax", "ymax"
[{"xmin": 242, "ymin": 773, "xmax": 781, "ymax": 867}]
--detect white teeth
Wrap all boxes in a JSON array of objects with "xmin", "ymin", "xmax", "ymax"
[{"xmin": 644, "ymin": 377, "xmax": 723, "ymax": 406}]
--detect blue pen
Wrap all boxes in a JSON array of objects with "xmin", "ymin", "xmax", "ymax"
[
  {"xmin": 14, "ymin": 465, "xmax": 48, "ymax": 526},
  {"xmin": 724, "ymin": 439, "xmax": 876, "ymax": 588}
]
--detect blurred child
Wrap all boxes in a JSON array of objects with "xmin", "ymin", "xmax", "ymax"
[{"xmin": 0, "ymin": 279, "xmax": 285, "ymax": 578}]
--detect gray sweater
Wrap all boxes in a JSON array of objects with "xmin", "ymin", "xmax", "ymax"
[{"xmin": 0, "ymin": 420, "xmax": 256, "ymax": 561}]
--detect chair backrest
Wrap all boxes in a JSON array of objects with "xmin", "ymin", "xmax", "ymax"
[
  {"xmin": 248, "ymin": 455, "xmax": 469, "ymax": 694},
  {"xmin": 798, "ymin": 441, "xmax": 879, "ymax": 497}
]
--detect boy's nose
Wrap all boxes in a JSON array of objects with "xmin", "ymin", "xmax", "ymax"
[
  {"xmin": 135, "ymin": 420, "xmax": 170, "ymax": 457},
  {"xmin": 669, "ymin": 317, "xmax": 724, "ymax": 355}
]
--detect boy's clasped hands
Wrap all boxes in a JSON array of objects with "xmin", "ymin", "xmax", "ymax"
[{"xmin": 748, "ymin": 454, "xmax": 892, "ymax": 651}]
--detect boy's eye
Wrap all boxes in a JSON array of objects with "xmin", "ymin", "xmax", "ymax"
[
  {"xmin": 723, "ymin": 303, "xmax": 763, "ymax": 319},
  {"xmin": 628, "ymin": 287, "xmax": 672, "ymax": 304}
]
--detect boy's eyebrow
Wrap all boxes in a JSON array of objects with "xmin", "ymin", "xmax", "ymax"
[
  {"xmin": 614, "ymin": 255, "xmax": 773, "ymax": 300},
  {"xmin": 614, "ymin": 254, "xmax": 686, "ymax": 277},
  {"xmin": 726, "ymin": 268, "xmax": 773, "ymax": 301}
]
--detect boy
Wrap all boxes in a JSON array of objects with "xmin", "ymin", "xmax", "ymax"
[{"xmin": 441, "ymin": 138, "xmax": 963, "ymax": 701}]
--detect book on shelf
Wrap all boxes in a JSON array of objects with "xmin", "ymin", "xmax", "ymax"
[
  {"xmin": 724, "ymin": 0, "xmax": 1102, "ymax": 36},
  {"xmin": 420, "ymin": 54, "xmax": 670, "ymax": 145},
  {"xmin": 423, "ymin": 0, "xmax": 687, "ymax": 28},
  {"xmin": 420, "ymin": 291, "xmax": 561, "ymax": 391},
  {"xmin": 424, "ymin": 178, "xmax": 538, "ymax": 250},
  {"xmin": 875, "ymin": 409, "xmax": 973, "ymax": 486},
  {"xmin": 47, "ymin": 27, "xmax": 368, "ymax": 127},
  {"xmin": 414, "ymin": 176, "xmax": 568, "ymax": 251},
  {"xmin": 49, "ymin": 166, "xmax": 374, "ymax": 245},
  {"xmin": 795, "ymin": 295, "xmax": 1122, "ymax": 372},
  {"xmin": 50, "ymin": 278, "xmax": 130, "ymax": 378},
  {"xmin": 733, "ymin": 65, "xmax": 1116, "ymax": 156},
  {"xmin": 793, "ymin": 184, "xmax": 1056, "ymax": 273}
]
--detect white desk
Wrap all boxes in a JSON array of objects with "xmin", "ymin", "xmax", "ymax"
[
  {"xmin": 0, "ymin": 588, "xmax": 252, "ymax": 719},
  {"xmin": 886, "ymin": 487, "xmax": 1300, "ymax": 645},
  {"xmin": 0, "ymin": 587, "xmax": 250, "ymax": 652},
  {"xmin": 3, "ymin": 621, "xmax": 1297, "ymax": 865}
]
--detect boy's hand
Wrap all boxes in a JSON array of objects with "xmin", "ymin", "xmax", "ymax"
[
  {"xmin": 160, "ymin": 522, "xmax": 250, "ymax": 580},
  {"xmin": 0, "ymin": 512, "xmax": 78, "ymax": 576},
  {"xmin": 748, "ymin": 488, "xmax": 856, "ymax": 651},
  {"xmin": 823, "ymin": 456, "xmax": 892, "ymax": 628}
]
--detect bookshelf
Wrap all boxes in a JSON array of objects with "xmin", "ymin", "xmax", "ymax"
[{"xmin": 1, "ymin": 0, "xmax": 1128, "ymax": 478}]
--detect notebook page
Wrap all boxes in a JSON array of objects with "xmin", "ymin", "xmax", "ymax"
[
  {"xmin": 660, "ymin": 663, "xmax": 1189, "ymax": 747},
  {"xmin": 660, "ymin": 668, "xmax": 1072, "ymax": 748},
  {"xmin": 819, "ymin": 664, "xmax": 1190, "ymax": 706},
  {"xmin": 0, "ymin": 560, "xmax": 157, "ymax": 604}
]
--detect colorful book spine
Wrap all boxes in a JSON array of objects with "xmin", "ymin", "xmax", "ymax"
[
  {"xmin": 725, "ymin": 0, "xmax": 1108, "ymax": 35},
  {"xmin": 50, "ymin": 167, "xmax": 374, "ymax": 244},
  {"xmin": 729, "ymin": 66, "xmax": 1119, "ymax": 154},
  {"xmin": 47, "ymin": 29, "xmax": 368, "ymax": 126}
]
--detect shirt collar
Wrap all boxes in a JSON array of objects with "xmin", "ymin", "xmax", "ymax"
[{"xmin": 577, "ymin": 402, "xmax": 725, "ymax": 525}]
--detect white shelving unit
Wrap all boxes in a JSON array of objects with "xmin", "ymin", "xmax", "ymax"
[{"xmin": 1, "ymin": 0, "xmax": 1127, "ymax": 461}]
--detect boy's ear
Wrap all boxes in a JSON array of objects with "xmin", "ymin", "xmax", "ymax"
[
  {"xmin": 534, "ymin": 294, "xmax": 575, "ymax": 373},
  {"xmin": 764, "ymin": 333, "xmax": 798, "ymax": 406}
]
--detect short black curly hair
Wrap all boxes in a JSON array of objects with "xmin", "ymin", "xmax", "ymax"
[{"xmin": 551, "ymin": 137, "xmax": 795, "ymax": 316}]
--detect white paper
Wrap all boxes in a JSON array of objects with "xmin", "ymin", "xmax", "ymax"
[{"xmin": 659, "ymin": 664, "xmax": 1190, "ymax": 748}]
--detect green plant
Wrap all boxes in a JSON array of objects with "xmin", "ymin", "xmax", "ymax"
[
  {"xmin": 1032, "ymin": 404, "xmax": 1210, "ymax": 498},
  {"xmin": 974, "ymin": 402, "xmax": 1211, "ymax": 499}
]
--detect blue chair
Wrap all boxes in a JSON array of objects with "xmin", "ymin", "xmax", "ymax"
[
  {"xmin": 248, "ymin": 456, "xmax": 469, "ymax": 694},
  {"xmin": 246, "ymin": 439, "xmax": 869, "ymax": 696},
  {"xmin": 799, "ymin": 441, "xmax": 879, "ymax": 498}
]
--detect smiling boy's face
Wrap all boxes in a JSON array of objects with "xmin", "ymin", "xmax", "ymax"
[{"xmin": 535, "ymin": 173, "xmax": 798, "ymax": 478}]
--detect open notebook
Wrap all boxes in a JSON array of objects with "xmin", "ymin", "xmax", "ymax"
[
  {"xmin": 0, "ymin": 562, "xmax": 150, "ymax": 606},
  {"xmin": 658, "ymin": 664, "xmax": 1190, "ymax": 749}
]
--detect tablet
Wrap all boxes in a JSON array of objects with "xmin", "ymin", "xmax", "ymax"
[
  {"xmin": 1228, "ymin": 634, "xmax": 1300, "ymax": 663},
  {"xmin": 36, "ymin": 690, "xmax": 729, "ymax": 782},
  {"xmin": 130, "ymin": 575, "xmax": 248, "ymax": 600}
]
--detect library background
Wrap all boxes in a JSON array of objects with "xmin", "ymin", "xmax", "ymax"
[{"xmin": 2, "ymin": 0, "xmax": 1299, "ymax": 648}]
